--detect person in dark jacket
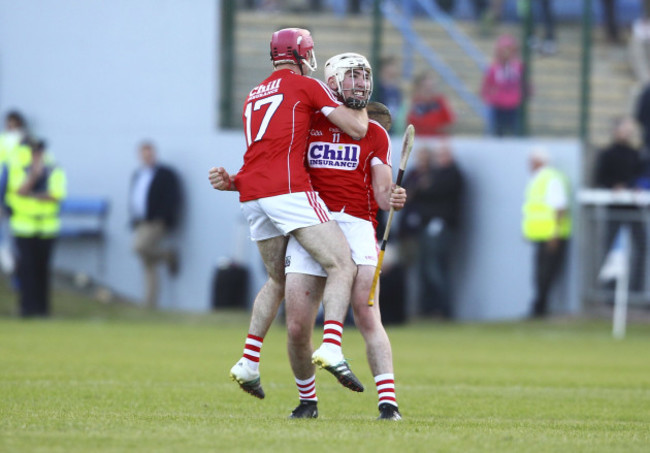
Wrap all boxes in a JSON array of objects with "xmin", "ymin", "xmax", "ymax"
[
  {"xmin": 596, "ymin": 117, "xmax": 642, "ymax": 189},
  {"xmin": 594, "ymin": 117, "xmax": 645, "ymax": 291},
  {"xmin": 129, "ymin": 141, "xmax": 182, "ymax": 308},
  {"xmin": 399, "ymin": 142, "xmax": 464, "ymax": 318}
]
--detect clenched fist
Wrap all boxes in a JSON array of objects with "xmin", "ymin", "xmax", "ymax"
[{"xmin": 208, "ymin": 167, "xmax": 235, "ymax": 191}]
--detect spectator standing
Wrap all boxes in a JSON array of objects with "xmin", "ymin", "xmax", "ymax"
[
  {"xmin": 601, "ymin": 0, "xmax": 621, "ymax": 44},
  {"xmin": 375, "ymin": 55, "xmax": 405, "ymax": 133},
  {"xmin": 594, "ymin": 117, "xmax": 645, "ymax": 291},
  {"xmin": 529, "ymin": 0, "xmax": 558, "ymax": 56},
  {"xmin": 129, "ymin": 141, "xmax": 182, "ymax": 309},
  {"xmin": 398, "ymin": 147, "xmax": 435, "ymax": 266},
  {"xmin": 406, "ymin": 71, "xmax": 455, "ymax": 137},
  {"xmin": 521, "ymin": 147, "xmax": 571, "ymax": 318},
  {"xmin": 481, "ymin": 33, "xmax": 526, "ymax": 137},
  {"xmin": 399, "ymin": 144, "xmax": 463, "ymax": 319},
  {"xmin": 635, "ymin": 79, "xmax": 650, "ymax": 154},
  {"xmin": 0, "ymin": 111, "xmax": 28, "ymax": 274},
  {"xmin": 476, "ymin": 0, "xmax": 504, "ymax": 36},
  {"xmin": 434, "ymin": 0, "xmax": 455, "ymax": 14},
  {"xmin": 595, "ymin": 117, "xmax": 642, "ymax": 190},
  {"xmin": 628, "ymin": 5, "xmax": 650, "ymax": 85},
  {"xmin": 5, "ymin": 139, "xmax": 66, "ymax": 317},
  {"xmin": 0, "ymin": 111, "xmax": 28, "ymax": 164}
]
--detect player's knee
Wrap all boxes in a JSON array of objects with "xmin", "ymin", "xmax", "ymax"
[
  {"xmin": 286, "ymin": 318, "xmax": 312, "ymax": 344},
  {"xmin": 324, "ymin": 256, "xmax": 357, "ymax": 278},
  {"xmin": 267, "ymin": 269, "xmax": 286, "ymax": 288},
  {"xmin": 354, "ymin": 312, "xmax": 375, "ymax": 334}
]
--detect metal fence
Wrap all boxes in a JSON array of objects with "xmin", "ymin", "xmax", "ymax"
[{"xmin": 579, "ymin": 189, "xmax": 650, "ymax": 307}]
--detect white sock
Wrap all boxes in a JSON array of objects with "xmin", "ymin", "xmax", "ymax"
[
  {"xmin": 242, "ymin": 333, "xmax": 263, "ymax": 371},
  {"xmin": 375, "ymin": 373, "xmax": 398, "ymax": 407},
  {"xmin": 322, "ymin": 320, "xmax": 343, "ymax": 355},
  {"xmin": 295, "ymin": 375, "xmax": 318, "ymax": 402}
]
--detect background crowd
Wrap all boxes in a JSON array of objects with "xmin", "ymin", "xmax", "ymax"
[{"xmin": 2, "ymin": 0, "xmax": 649, "ymax": 322}]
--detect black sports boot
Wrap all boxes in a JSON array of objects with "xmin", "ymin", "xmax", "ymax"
[
  {"xmin": 289, "ymin": 400, "xmax": 318, "ymax": 419},
  {"xmin": 377, "ymin": 403, "xmax": 402, "ymax": 420}
]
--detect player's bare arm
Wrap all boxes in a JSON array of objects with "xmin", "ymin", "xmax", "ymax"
[
  {"xmin": 208, "ymin": 167, "xmax": 236, "ymax": 191},
  {"xmin": 371, "ymin": 164, "xmax": 406, "ymax": 211}
]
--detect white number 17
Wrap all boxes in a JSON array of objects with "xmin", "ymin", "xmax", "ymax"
[{"xmin": 244, "ymin": 94, "xmax": 283, "ymax": 147}]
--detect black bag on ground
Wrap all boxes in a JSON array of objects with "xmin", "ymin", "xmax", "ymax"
[{"xmin": 212, "ymin": 261, "xmax": 249, "ymax": 309}]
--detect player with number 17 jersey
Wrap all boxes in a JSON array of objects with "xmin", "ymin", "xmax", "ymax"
[
  {"xmin": 236, "ymin": 69, "xmax": 342, "ymax": 203},
  {"xmin": 306, "ymin": 112, "xmax": 392, "ymax": 227}
]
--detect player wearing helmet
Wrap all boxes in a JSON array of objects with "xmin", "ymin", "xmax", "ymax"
[
  {"xmin": 211, "ymin": 29, "xmax": 369, "ymax": 401},
  {"xmin": 210, "ymin": 52, "xmax": 406, "ymax": 420},
  {"xmin": 323, "ymin": 52, "xmax": 373, "ymax": 110},
  {"xmin": 284, "ymin": 54, "xmax": 404, "ymax": 421}
]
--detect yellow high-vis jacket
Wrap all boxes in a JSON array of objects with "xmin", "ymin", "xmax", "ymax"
[
  {"xmin": 5, "ymin": 145, "xmax": 67, "ymax": 238},
  {"xmin": 522, "ymin": 166, "xmax": 571, "ymax": 241}
]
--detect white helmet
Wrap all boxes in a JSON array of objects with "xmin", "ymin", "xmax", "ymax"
[{"xmin": 324, "ymin": 52, "xmax": 373, "ymax": 109}]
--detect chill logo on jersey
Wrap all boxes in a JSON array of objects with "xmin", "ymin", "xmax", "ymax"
[
  {"xmin": 248, "ymin": 79, "xmax": 281, "ymax": 101},
  {"xmin": 307, "ymin": 141, "xmax": 360, "ymax": 170}
]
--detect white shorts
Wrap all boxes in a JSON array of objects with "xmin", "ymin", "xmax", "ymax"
[
  {"xmin": 240, "ymin": 191, "xmax": 331, "ymax": 241},
  {"xmin": 285, "ymin": 212, "xmax": 378, "ymax": 277}
]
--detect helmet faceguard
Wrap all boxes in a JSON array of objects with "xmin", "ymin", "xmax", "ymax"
[
  {"xmin": 270, "ymin": 28, "xmax": 317, "ymax": 74},
  {"xmin": 324, "ymin": 53, "xmax": 373, "ymax": 109}
]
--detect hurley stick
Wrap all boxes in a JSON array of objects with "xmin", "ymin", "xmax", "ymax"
[{"xmin": 368, "ymin": 124, "xmax": 415, "ymax": 306}]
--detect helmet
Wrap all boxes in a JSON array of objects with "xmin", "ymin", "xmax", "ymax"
[
  {"xmin": 324, "ymin": 52, "xmax": 373, "ymax": 109},
  {"xmin": 270, "ymin": 28, "xmax": 317, "ymax": 72}
]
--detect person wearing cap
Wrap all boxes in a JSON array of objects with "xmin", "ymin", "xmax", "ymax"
[
  {"xmin": 4, "ymin": 138, "xmax": 67, "ymax": 317},
  {"xmin": 521, "ymin": 147, "xmax": 571, "ymax": 318}
]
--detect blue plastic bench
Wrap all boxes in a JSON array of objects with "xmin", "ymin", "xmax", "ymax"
[
  {"xmin": 58, "ymin": 197, "xmax": 110, "ymax": 274},
  {"xmin": 58, "ymin": 198, "xmax": 109, "ymax": 239}
]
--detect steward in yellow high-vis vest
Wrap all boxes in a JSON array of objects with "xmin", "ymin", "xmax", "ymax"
[
  {"xmin": 521, "ymin": 148, "xmax": 571, "ymax": 319},
  {"xmin": 522, "ymin": 167, "xmax": 572, "ymax": 241},
  {"xmin": 5, "ymin": 139, "xmax": 66, "ymax": 317}
]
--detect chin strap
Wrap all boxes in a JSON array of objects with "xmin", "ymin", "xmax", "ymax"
[
  {"xmin": 344, "ymin": 97, "xmax": 368, "ymax": 109},
  {"xmin": 292, "ymin": 50, "xmax": 305, "ymax": 76}
]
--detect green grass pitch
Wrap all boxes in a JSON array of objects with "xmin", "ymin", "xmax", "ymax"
[{"xmin": 1, "ymin": 279, "xmax": 649, "ymax": 452}]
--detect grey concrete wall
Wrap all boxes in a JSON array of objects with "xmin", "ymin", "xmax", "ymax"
[
  {"xmin": 0, "ymin": 1, "xmax": 582, "ymax": 319},
  {"xmin": 407, "ymin": 138, "xmax": 582, "ymax": 321},
  {"xmin": 0, "ymin": 0, "xmax": 247, "ymax": 311}
]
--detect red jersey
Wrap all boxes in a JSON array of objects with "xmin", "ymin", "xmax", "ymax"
[
  {"xmin": 306, "ymin": 113, "xmax": 392, "ymax": 227},
  {"xmin": 406, "ymin": 95, "xmax": 455, "ymax": 136},
  {"xmin": 236, "ymin": 69, "xmax": 342, "ymax": 202}
]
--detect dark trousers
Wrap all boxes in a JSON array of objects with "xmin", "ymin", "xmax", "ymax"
[
  {"xmin": 418, "ymin": 222, "xmax": 454, "ymax": 318},
  {"xmin": 471, "ymin": 0, "xmax": 488, "ymax": 17},
  {"xmin": 15, "ymin": 236, "xmax": 55, "ymax": 318},
  {"xmin": 537, "ymin": 0, "xmax": 555, "ymax": 41},
  {"xmin": 601, "ymin": 0, "xmax": 619, "ymax": 42},
  {"xmin": 532, "ymin": 239, "xmax": 567, "ymax": 317},
  {"xmin": 491, "ymin": 107, "xmax": 521, "ymax": 137}
]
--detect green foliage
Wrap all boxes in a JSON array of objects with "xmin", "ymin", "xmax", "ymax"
[{"xmin": 1, "ymin": 277, "xmax": 649, "ymax": 452}]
